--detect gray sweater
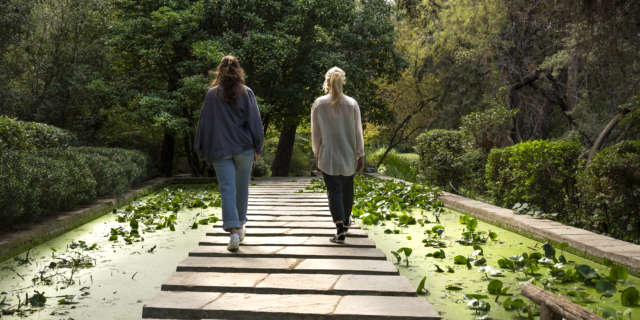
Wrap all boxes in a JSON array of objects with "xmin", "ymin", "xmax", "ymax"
[{"xmin": 194, "ymin": 86, "xmax": 264, "ymax": 164}]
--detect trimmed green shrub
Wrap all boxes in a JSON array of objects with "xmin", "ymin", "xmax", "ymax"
[
  {"xmin": 578, "ymin": 141, "xmax": 640, "ymax": 242},
  {"xmin": 74, "ymin": 147, "xmax": 153, "ymax": 188},
  {"xmin": 485, "ymin": 138, "xmax": 583, "ymax": 219},
  {"xmin": 380, "ymin": 155, "xmax": 418, "ymax": 183},
  {"xmin": 0, "ymin": 115, "xmax": 77, "ymax": 151},
  {"xmin": 366, "ymin": 147, "xmax": 399, "ymax": 168},
  {"xmin": 415, "ymin": 129, "xmax": 484, "ymax": 191},
  {"xmin": 0, "ymin": 149, "xmax": 96, "ymax": 225}
]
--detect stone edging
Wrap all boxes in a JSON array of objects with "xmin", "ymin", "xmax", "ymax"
[
  {"xmin": 0, "ymin": 177, "xmax": 219, "ymax": 262},
  {"xmin": 363, "ymin": 173, "xmax": 640, "ymax": 276}
]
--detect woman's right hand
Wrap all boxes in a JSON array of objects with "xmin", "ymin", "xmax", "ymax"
[
  {"xmin": 254, "ymin": 150, "xmax": 260, "ymax": 162},
  {"xmin": 356, "ymin": 156, "xmax": 365, "ymax": 173}
]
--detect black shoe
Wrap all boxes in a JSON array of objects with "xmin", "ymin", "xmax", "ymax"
[{"xmin": 330, "ymin": 233, "xmax": 346, "ymax": 244}]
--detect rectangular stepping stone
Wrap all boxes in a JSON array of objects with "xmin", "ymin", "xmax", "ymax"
[
  {"xmin": 205, "ymin": 228, "xmax": 367, "ymax": 238},
  {"xmin": 142, "ymin": 291, "xmax": 439, "ymax": 319},
  {"xmin": 248, "ymin": 206, "xmax": 330, "ymax": 211},
  {"xmin": 247, "ymin": 210, "xmax": 330, "ymax": 216},
  {"xmin": 189, "ymin": 245, "xmax": 386, "ymax": 260},
  {"xmin": 249, "ymin": 198, "xmax": 328, "ymax": 203},
  {"xmin": 211, "ymin": 221, "xmax": 360, "ymax": 229},
  {"xmin": 248, "ymin": 202, "xmax": 329, "ymax": 207},
  {"xmin": 199, "ymin": 236, "xmax": 376, "ymax": 248},
  {"xmin": 249, "ymin": 194, "xmax": 327, "ymax": 199},
  {"xmin": 247, "ymin": 215, "xmax": 334, "ymax": 222},
  {"xmin": 161, "ymin": 272, "xmax": 416, "ymax": 296},
  {"xmin": 177, "ymin": 257, "xmax": 399, "ymax": 275}
]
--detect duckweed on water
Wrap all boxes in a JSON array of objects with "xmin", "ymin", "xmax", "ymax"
[
  {"xmin": 309, "ymin": 176, "xmax": 640, "ymax": 320},
  {"xmin": 0, "ymin": 184, "xmax": 221, "ymax": 319}
]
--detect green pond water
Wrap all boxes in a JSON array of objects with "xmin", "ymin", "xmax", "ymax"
[
  {"xmin": 361, "ymin": 208, "xmax": 640, "ymax": 320},
  {"xmin": 0, "ymin": 184, "xmax": 220, "ymax": 320}
]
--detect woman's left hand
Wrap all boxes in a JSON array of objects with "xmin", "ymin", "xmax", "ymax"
[{"xmin": 254, "ymin": 150, "xmax": 260, "ymax": 162}]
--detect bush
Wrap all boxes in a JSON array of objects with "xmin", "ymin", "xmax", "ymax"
[
  {"xmin": 485, "ymin": 138, "xmax": 583, "ymax": 218},
  {"xmin": 379, "ymin": 156, "xmax": 418, "ymax": 183},
  {"xmin": 0, "ymin": 115, "xmax": 77, "ymax": 151},
  {"xmin": 415, "ymin": 129, "xmax": 484, "ymax": 191},
  {"xmin": 74, "ymin": 147, "xmax": 153, "ymax": 188},
  {"xmin": 252, "ymin": 158, "xmax": 272, "ymax": 177},
  {"xmin": 0, "ymin": 149, "xmax": 96, "ymax": 225},
  {"xmin": 460, "ymin": 98, "xmax": 516, "ymax": 153},
  {"xmin": 577, "ymin": 141, "xmax": 640, "ymax": 242}
]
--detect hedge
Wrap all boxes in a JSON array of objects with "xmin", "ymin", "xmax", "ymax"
[
  {"xmin": 578, "ymin": 141, "xmax": 640, "ymax": 241},
  {"xmin": 485, "ymin": 138, "xmax": 583, "ymax": 220},
  {"xmin": 0, "ymin": 115, "xmax": 78, "ymax": 151},
  {"xmin": 0, "ymin": 147, "xmax": 154, "ymax": 226}
]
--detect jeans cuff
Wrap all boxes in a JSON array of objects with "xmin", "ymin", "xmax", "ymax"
[{"xmin": 222, "ymin": 220, "xmax": 244, "ymax": 231}]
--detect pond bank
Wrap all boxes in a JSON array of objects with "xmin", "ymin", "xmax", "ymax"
[
  {"xmin": 364, "ymin": 173, "xmax": 640, "ymax": 277},
  {"xmin": 0, "ymin": 177, "xmax": 218, "ymax": 264}
]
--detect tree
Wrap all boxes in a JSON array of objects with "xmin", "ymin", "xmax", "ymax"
[
  {"xmin": 103, "ymin": 0, "xmax": 225, "ymax": 176},
  {"xmin": 208, "ymin": 0, "xmax": 405, "ymax": 176}
]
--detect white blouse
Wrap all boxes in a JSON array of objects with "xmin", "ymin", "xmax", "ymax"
[{"xmin": 311, "ymin": 94, "xmax": 365, "ymax": 176}]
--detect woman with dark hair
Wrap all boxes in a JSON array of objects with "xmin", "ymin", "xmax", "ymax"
[
  {"xmin": 194, "ymin": 56, "xmax": 264, "ymax": 251},
  {"xmin": 311, "ymin": 67, "xmax": 365, "ymax": 243}
]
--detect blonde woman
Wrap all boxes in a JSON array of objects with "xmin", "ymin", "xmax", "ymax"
[
  {"xmin": 194, "ymin": 56, "xmax": 264, "ymax": 251},
  {"xmin": 311, "ymin": 67, "xmax": 365, "ymax": 243}
]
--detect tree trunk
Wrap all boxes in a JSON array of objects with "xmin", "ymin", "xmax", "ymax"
[
  {"xmin": 566, "ymin": 55, "xmax": 579, "ymax": 112},
  {"xmin": 160, "ymin": 132, "xmax": 175, "ymax": 177},
  {"xmin": 271, "ymin": 123, "xmax": 298, "ymax": 177},
  {"xmin": 531, "ymin": 99, "xmax": 554, "ymax": 140},
  {"xmin": 587, "ymin": 109, "xmax": 630, "ymax": 164}
]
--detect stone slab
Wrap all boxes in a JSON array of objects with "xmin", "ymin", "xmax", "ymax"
[
  {"xmin": 248, "ymin": 194, "xmax": 327, "ymax": 199},
  {"xmin": 334, "ymin": 295, "xmax": 440, "ymax": 319},
  {"xmin": 249, "ymin": 198, "xmax": 328, "ymax": 203},
  {"xmin": 161, "ymin": 272, "xmax": 416, "ymax": 297},
  {"xmin": 211, "ymin": 221, "xmax": 360, "ymax": 229},
  {"xmin": 177, "ymin": 257, "xmax": 398, "ymax": 275},
  {"xmin": 248, "ymin": 202, "xmax": 329, "ymax": 207},
  {"xmin": 247, "ymin": 210, "xmax": 330, "ymax": 216},
  {"xmin": 247, "ymin": 215, "xmax": 334, "ymax": 222},
  {"xmin": 142, "ymin": 291, "xmax": 439, "ymax": 319},
  {"xmin": 205, "ymin": 228, "xmax": 367, "ymax": 238},
  {"xmin": 248, "ymin": 206, "xmax": 330, "ymax": 211},
  {"xmin": 189, "ymin": 245, "xmax": 386, "ymax": 260},
  {"xmin": 199, "ymin": 236, "xmax": 376, "ymax": 248}
]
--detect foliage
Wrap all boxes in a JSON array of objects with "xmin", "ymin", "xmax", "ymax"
[
  {"xmin": 486, "ymin": 138, "xmax": 583, "ymax": 220},
  {"xmin": 0, "ymin": 149, "xmax": 96, "ymax": 225},
  {"xmin": 366, "ymin": 147, "xmax": 399, "ymax": 168},
  {"xmin": 0, "ymin": 145, "xmax": 153, "ymax": 226},
  {"xmin": 380, "ymin": 156, "xmax": 418, "ymax": 184},
  {"xmin": 0, "ymin": 116, "xmax": 78, "ymax": 152},
  {"xmin": 577, "ymin": 140, "xmax": 640, "ymax": 242},
  {"xmin": 415, "ymin": 129, "xmax": 486, "ymax": 192},
  {"xmin": 74, "ymin": 147, "xmax": 155, "ymax": 197},
  {"xmin": 251, "ymin": 159, "xmax": 272, "ymax": 178},
  {"xmin": 460, "ymin": 100, "xmax": 517, "ymax": 153}
]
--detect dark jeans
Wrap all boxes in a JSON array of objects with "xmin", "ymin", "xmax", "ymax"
[{"xmin": 322, "ymin": 172, "xmax": 354, "ymax": 224}]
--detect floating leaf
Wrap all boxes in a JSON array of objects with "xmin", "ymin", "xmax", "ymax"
[
  {"xmin": 621, "ymin": 287, "xmax": 639, "ymax": 306},
  {"xmin": 595, "ymin": 279, "xmax": 617, "ymax": 298},
  {"xmin": 109, "ymin": 235, "xmax": 118, "ymax": 241},
  {"xmin": 489, "ymin": 232, "xmax": 498, "ymax": 240},
  {"xmin": 446, "ymin": 284, "xmax": 464, "ymax": 290},
  {"xmin": 488, "ymin": 280, "xmax": 503, "ymax": 294},
  {"xmin": 466, "ymin": 219, "xmax": 478, "ymax": 232},
  {"xmin": 542, "ymin": 243, "xmax": 556, "ymax": 259},
  {"xmin": 434, "ymin": 265, "xmax": 445, "ymax": 273},
  {"xmin": 473, "ymin": 257, "xmax": 487, "ymax": 266},
  {"xmin": 454, "ymin": 255, "xmax": 467, "ymax": 264},
  {"xmin": 472, "ymin": 244, "xmax": 484, "ymax": 256},
  {"xmin": 609, "ymin": 266, "xmax": 628, "ymax": 282},
  {"xmin": 29, "ymin": 293, "xmax": 46, "ymax": 307},
  {"xmin": 446, "ymin": 266, "xmax": 455, "ymax": 273},
  {"xmin": 557, "ymin": 242, "xmax": 569, "ymax": 251}
]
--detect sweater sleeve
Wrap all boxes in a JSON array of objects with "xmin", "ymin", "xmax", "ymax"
[
  {"xmin": 245, "ymin": 88, "xmax": 264, "ymax": 155},
  {"xmin": 354, "ymin": 101, "xmax": 365, "ymax": 158},
  {"xmin": 311, "ymin": 100, "xmax": 321, "ymax": 157},
  {"xmin": 193, "ymin": 101, "xmax": 206, "ymax": 161}
]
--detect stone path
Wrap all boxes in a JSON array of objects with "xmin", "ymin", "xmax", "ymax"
[{"xmin": 140, "ymin": 177, "xmax": 440, "ymax": 319}]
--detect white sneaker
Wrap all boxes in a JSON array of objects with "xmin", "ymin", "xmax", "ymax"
[
  {"xmin": 239, "ymin": 227, "xmax": 246, "ymax": 242},
  {"xmin": 227, "ymin": 237, "xmax": 240, "ymax": 251}
]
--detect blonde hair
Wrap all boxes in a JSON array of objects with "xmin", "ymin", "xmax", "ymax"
[{"xmin": 323, "ymin": 67, "xmax": 346, "ymax": 106}]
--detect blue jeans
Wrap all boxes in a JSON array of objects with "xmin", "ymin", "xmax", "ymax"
[{"xmin": 211, "ymin": 148, "xmax": 254, "ymax": 231}]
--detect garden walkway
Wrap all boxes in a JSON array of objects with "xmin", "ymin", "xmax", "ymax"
[{"xmin": 139, "ymin": 177, "xmax": 439, "ymax": 319}]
